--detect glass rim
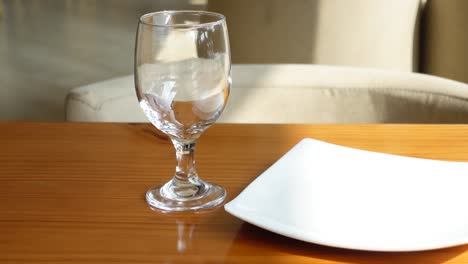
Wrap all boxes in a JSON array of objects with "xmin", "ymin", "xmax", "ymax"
[{"xmin": 139, "ymin": 10, "xmax": 226, "ymax": 28}]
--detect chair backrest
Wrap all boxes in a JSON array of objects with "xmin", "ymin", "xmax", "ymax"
[
  {"xmin": 207, "ymin": 0, "xmax": 422, "ymax": 72},
  {"xmin": 66, "ymin": 64, "xmax": 468, "ymax": 124}
]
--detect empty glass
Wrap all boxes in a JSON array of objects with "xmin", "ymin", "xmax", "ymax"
[{"xmin": 135, "ymin": 11, "xmax": 230, "ymax": 211}]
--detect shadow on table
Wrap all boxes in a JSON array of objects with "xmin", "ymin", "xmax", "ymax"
[{"xmin": 227, "ymin": 222, "xmax": 467, "ymax": 263}]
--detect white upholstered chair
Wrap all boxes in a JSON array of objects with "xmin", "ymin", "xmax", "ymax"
[
  {"xmin": 66, "ymin": 64, "xmax": 468, "ymax": 124},
  {"xmin": 66, "ymin": 0, "xmax": 468, "ymax": 124}
]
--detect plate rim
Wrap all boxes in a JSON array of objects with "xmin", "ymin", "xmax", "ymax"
[{"xmin": 225, "ymin": 201, "xmax": 468, "ymax": 252}]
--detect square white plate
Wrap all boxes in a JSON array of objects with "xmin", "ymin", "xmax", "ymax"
[{"xmin": 225, "ymin": 139, "xmax": 468, "ymax": 251}]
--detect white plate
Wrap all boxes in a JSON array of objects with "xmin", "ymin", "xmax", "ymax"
[{"xmin": 225, "ymin": 139, "xmax": 468, "ymax": 252}]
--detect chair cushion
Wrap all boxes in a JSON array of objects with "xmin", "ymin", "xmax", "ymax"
[{"xmin": 66, "ymin": 64, "xmax": 468, "ymax": 124}]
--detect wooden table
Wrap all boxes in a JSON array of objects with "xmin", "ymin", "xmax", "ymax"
[{"xmin": 1, "ymin": 122, "xmax": 468, "ymax": 263}]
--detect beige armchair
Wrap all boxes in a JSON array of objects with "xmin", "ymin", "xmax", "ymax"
[{"xmin": 65, "ymin": 0, "xmax": 468, "ymax": 124}]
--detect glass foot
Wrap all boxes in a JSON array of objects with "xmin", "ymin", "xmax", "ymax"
[{"xmin": 146, "ymin": 179, "xmax": 226, "ymax": 212}]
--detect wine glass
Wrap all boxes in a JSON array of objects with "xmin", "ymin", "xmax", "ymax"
[{"xmin": 134, "ymin": 11, "xmax": 230, "ymax": 211}]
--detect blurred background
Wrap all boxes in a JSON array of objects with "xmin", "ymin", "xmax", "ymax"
[
  {"xmin": 0, "ymin": 0, "xmax": 467, "ymax": 121},
  {"xmin": 0, "ymin": 0, "xmax": 205, "ymax": 121}
]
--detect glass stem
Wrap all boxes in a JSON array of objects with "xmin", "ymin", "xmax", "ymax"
[{"xmin": 172, "ymin": 139, "xmax": 199, "ymax": 186}]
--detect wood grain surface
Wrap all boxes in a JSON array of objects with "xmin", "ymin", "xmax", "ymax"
[{"xmin": 1, "ymin": 122, "xmax": 468, "ymax": 263}]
